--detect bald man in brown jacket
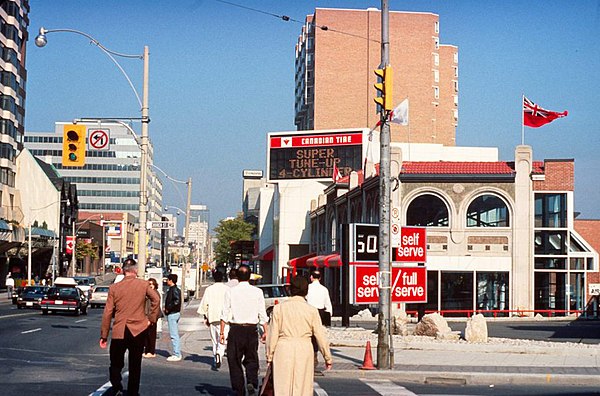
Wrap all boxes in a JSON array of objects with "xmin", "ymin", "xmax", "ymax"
[{"xmin": 100, "ymin": 259, "xmax": 160, "ymax": 396}]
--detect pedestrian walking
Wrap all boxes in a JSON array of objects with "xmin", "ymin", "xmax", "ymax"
[
  {"xmin": 226, "ymin": 267, "xmax": 239, "ymax": 288},
  {"xmin": 99, "ymin": 259, "xmax": 160, "ymax": 396},
  {"xmin": 143, "ymin": 278, "xmax": 162, "ymax": 358},
  {"xmin": 306, "ymin": 269, "xmax": 333, "ymax": 367},
  {"xmin": 197, "ymin": 270, "xmax": 229, "ymax": 369},
  {"xmin": 220, "ymin": 264, "xmax": 268, "ymax": 396},
  {"xmin": 266, "ymin": 276, "xmax": 332, "ymax": 396},
  {"xmin": 6, "ymin": 272, "xmax": 14, "ymax": 299},
  {"xmin": 164, "ymin": 273, "xmax": 182, "ymax": 361}
]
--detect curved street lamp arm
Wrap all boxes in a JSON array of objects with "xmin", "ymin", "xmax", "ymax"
[
  {"xmin": 150, "ymin": 164, "xmax": 188, "ymax": 185},
  {"xmin": 37, "ymin": 28, "xmax": 143, "ymax": 109}
]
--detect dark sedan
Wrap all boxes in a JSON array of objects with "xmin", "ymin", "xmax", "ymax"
[
  {"xmin": 16, "ymin": 286, "xmax": 49, "ymax": 309},
  {"xmin": 40, "ymin": 286, "xmax": 88, "ymax": 316}
]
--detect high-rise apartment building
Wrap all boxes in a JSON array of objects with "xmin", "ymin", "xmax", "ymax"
[
  {"xmin": 0, "ymin": 0, "xmax": 29, "ymax": 222},
  {"xmin": 295, "ymin": 8, "xmax": 458, "ymax": 146}
]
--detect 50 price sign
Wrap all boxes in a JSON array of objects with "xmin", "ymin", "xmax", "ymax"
[{"xmin": 352, "ymin": 224, "xmax": 379, "ymax": 262}]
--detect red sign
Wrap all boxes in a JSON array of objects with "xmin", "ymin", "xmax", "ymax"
[
  {"xmin": 66, "ymin": 236, "xmax": 75, "ymax": 254},
  {"xmin": 270, "ymin": 133, "xmax": 362, "ymax": 148},
  {"xmin": 354, "ymin": 266, "xmax": 427, "ymax": 304},
  {"xmin": 394, "ymin": 227, "xmax": 426, "ymax": 262}
]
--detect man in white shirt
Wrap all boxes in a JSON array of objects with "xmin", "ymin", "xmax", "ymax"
[
  {"xmin": 220, "ymin": 265, "xmax": 268, "ymax": 396},
  {"xmin": 307, "ymin": 270, "xmax": 333, "ymax": 326},
  {"xmin": 306, "ymin": 269, "xmax": 333, "ymax": 369},
  {"xmin": 197, "ymin": 270, "xmax": 229, "ymax": 369},
  {"xmin": 225, "ymin": 267, "xmax": 239, "ymax": 288},
  {"xmin": 6, "ymin": 272, "xmax": 14, "ymax": 299}
]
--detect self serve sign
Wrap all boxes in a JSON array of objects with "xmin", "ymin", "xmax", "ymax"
[{"xmin": 353, "ymin": 266, "xmax": 427, "ymax": 304}]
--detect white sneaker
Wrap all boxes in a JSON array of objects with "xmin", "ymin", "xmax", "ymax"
[{"xmin": 167, "ymin": 355, "xmax": 182, "ymax": 362}]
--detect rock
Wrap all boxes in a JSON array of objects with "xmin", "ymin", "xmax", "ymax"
[
  {"xmin": 392, "ymin": 311, "xmax": 410, "ymax": 335},
  {"xmin": 465, "ymin": 314, "xmax": 488, "ymax": 343},
  {"xmin": 351, "ymin": 308, "xmax": 374, "ymax": 320},
  {"xmin": 437, "ymin": 330, "xmax": 461, "ymax": 341},
  {"xmin": 414, "ymin": 312, "xmax": 451, "ymax": 337}
]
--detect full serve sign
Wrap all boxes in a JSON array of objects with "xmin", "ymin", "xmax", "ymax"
[{"xmin": 353, "ymin": 266, "xmax": 427, "ymax": 304}]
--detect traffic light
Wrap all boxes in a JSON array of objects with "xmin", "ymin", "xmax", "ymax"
[
  {"xmin": 62, "ymin": 124, "xmax": 86, "ymax": 167},
  {"xmin": 374, "ymin": 65, "xmax": 394, "ymax": 112}
]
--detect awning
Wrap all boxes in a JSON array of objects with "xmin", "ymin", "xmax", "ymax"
[
  {"xmin": 287, "ymin": 252, "xmax": 316, "ymax": 269},
  {"xmin": 253, "ymin": 245, "xmax": 274, "ymax": 261},
  {"xmin": 307, "ymin": 253, "xmax": 342, "ymax": 268},
  {"xmin": 29, "ymin": 227, "xmax": 56, "ymax": 238}
]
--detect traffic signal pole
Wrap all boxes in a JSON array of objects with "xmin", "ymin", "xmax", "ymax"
[
  {"xmin": 137, "ymin": 46, "xmax": 150, "ymax": 278},
  {"xmin": 376, "ymin": 0, "xmax": 393, "ymax": 370}
]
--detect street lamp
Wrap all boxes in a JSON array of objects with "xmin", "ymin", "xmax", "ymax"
[{"xmin": 35, "ymin": 27, "xmax": 150, "ymax": 278}]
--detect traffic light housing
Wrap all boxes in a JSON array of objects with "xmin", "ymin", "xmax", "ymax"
[
  {"xmin": 374, "ymin": 65, "xmax": 394, "ymax": 112},
  {"xmin": 62, "ymin": 124, "xmax": 86, "ymax": 167}
]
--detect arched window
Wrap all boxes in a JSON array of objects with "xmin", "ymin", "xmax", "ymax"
[
  {"xmin": 467, "ymin": 194, "xmax": 509, "ymax": 227},
  {"xmin": 406, "ymin": 194, "xmax": 449, "ymax": 226}
]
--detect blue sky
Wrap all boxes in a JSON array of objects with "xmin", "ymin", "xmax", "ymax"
[{"xmin": 25, "ymin": 1, "xmax": 600, "ymax": 226}]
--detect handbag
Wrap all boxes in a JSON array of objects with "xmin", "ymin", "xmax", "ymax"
[{"xmin": 259, "ymin": 362, "xmax": 274, "ymax": 396}]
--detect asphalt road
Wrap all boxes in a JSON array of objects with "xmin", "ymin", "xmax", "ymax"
[{"xmin": 1, "ymin": 298, "xmax": 600, "ymax": 396}]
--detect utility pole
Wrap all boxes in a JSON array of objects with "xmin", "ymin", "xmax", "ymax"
[
  {"xmin": 376, "ymin": 0, "xmax": 393, "ymax": 370},
  {"xmin": 181, "ymin": 177, "xmax": 192, "ymax": 310}
]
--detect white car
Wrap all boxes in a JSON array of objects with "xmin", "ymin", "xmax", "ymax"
[
  {"xmin": 90, "ymin": 285, "xmax": 110, "ymax": 308},
  {"xmin": 256, "ymin": 284, "xmax": 290, "ymax": 317}
]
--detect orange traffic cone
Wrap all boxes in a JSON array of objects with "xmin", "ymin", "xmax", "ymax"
[{"xmin": 359, "ymin": 340, "xmax": 376, "ymax": 370}]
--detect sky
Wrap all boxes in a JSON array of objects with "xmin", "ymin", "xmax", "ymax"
[{"xmin": 25, "ymin": 0, "xmax": 600, "ymax": 228}]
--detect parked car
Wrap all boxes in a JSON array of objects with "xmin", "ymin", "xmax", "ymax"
[
  {"xmin": 90, "ymin": 285, "xmax": 110, "ymax": 308},
  {"xmin": 16, "ymin": 286, "xmax": 49, "ymax": 310},
  {"xmin": 256, "ymin": 284, "xmax": 290, "ymax": 317},
  {"xmin": 40, "ymin": 286, "xmax": 88, "ymax": 316}
]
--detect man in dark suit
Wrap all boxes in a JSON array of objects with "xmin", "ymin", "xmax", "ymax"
[{"xmin": 100, "ymin": 259, "xmax": 160, "ymax": 396}]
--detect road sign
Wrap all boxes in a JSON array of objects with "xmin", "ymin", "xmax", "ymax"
[
  {"xmin": 351, "ymin": 265, "xmax": 427, "ymax": 304},
  {"xmin": 147, "ymin": 221, "xmax": 175, "ymax": 230},
  {"xmin": 89, "ymin": 129, "xmax": 110, "ymax": 151}
]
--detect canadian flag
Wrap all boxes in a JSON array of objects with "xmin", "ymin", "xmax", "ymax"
[
  {"xmin": 332, "ymin": 163, "xmax": 342, "ymax": 183},
  {"xmin": 66, "ymin": 235, "xmax": 75, "ymax": 254}
]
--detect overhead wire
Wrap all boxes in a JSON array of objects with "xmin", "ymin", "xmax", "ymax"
[{"xmin": 212, "ymin": 0, "xmax": 380, "ymax": 43}]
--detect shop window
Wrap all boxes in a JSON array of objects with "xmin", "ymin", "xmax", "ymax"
[
  {"xmin": 535, "ymin": 193, "xmax": 567, "ymax": 228},
  {"xmin": 407, "ymin": 270, "xmax": 439, "ymax": 314},
  {"xmin": 441, "ymin": 272, "xmax": 473, "ymax": 316},
  {"xmin": 406, "ymin": 194, "xmax": 449, "ymax": 227},
  {"xmin": 476, "ymin": 272, "xmax": 509, "ymax": 316},
  {"xmin": 569, "ymin": 272, "xmax": 585, "ymax": 312},
  {"xmin": 569, "ymin": 234, "xmax": 589, "ymax": 252},
  {"xmin": 569, "ymin": 258, "xmax": 584, "ymax": 270},
  {"xmin": 466, "ymin": 194, "xmax": 509, "ymax": 227},
  {"xmin": 535, "ymin": 257, "xmax": 566, "ymax": 270}
]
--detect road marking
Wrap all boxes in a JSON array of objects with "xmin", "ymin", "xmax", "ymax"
[
  {"xmin": 314, "ymin": 382, "xmax": 328, "ymax": 396},
  {"xmin": 0, "ymin": 311, "xmax": 38, "ymax": 319},
  {"xmin": 89, "ymin": 371, "xmax": 128, "ymax": 396},
  {"xmin": 75, "ymin": 319, "xmax": 87, "ymax": 323},
  {"xmin": 361, "ymin": 379, "xmax": 417, "ymax": 396},
  {"xmin": 21, "ymin": 328, "xmax": 42, "ymax": 334}
]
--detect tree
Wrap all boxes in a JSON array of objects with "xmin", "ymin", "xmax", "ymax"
[{"xmin": 213, "ymin": 213, "xmax": 254, "ymax": 266}]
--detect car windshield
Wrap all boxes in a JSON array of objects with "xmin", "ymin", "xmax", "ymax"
[
  {"xmin": 75, "ymin": 278, "xmax": 89, "ymax": 286},
  {"xmin": 49, "ymin": 288, "xmax": 79, "ymax": 298}
]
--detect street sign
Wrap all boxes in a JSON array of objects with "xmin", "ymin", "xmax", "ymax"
[
  {"xmin": 351, "ymin": 265, "xmax": 427, "ymax": 304},
  {"xmin": 147, "ymin": 221, "xmax": 175, "ymax": 230},
  {"xmin": 589, "ymin": 283, "xmax": 600, "ymax": 296},
  {"xmin": 88, "ymin": 129, "xmax": 110, "ymax": 151}
]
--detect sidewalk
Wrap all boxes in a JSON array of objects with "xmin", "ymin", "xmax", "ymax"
[{"xmin": 172, "ymin": 283, "xmax": 600, "ymax": 386}]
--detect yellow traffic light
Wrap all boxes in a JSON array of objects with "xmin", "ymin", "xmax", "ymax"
[
  {"xmin": 374, "ymin": 65, "xmax": 394, "ymax": 111},
  {"xmin": 62, "ymin": 124, "xmax": 86, "ymax": 167}
]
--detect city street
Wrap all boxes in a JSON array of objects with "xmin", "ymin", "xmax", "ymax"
[{"xmin": 2, "ymin": 296, "xmax": 600, "ymax": 396}]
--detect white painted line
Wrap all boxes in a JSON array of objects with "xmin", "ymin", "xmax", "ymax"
[
  {"xmin": 0, "ymin": 312, "xmax": 38, "ymax": 319},
  {"xmin": 75, "ymin": 319, "xmax": 87, "ymax": 323},
  {"xmin": 361, "ymin": 379, "xmax": 417, "ymax": 396},
  {"xmin": 89, "ymin": 371, "xmax": 128, "ymax": 396},
  {"xmin": 314, "ymin": 382, "xmax": 328, "ymax": 396},
  {"xmin": 21, "ymin": 328, "xmax": 42, "ymax": 334}
]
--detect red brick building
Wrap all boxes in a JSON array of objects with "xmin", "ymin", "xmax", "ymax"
[{"xmin": 295, "ymin": 8, "xmax": 458, "ymax": 146}]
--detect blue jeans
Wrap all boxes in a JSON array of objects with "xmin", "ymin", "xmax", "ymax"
[{"xmin": 167, "ymin": 312, "xmax": 181, "ymax": 357}]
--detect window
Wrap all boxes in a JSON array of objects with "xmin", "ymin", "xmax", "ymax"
[
  {"xmin": 535, "ymin": 230, "xmax": 567, "ymax": 255},
  {"xmin": 466, "ymin": 194, "xmax": 509, "ymax": 227},
  {"xmin": 433, "ymin": 36, "xmax": 439, "ymax": 49},
  {"xmin": 453, "ymin": 52, "xmax": 458, "ymax": 63},
  {"xmin": 406, "ymin": 194, "xmax": 449, "ymax": 227},
  {"xmin": 453, "ymin": 95, "xmax": 458, "ymax": 106},
  {"xmin": 433, "ymin": 69, "xmax": 439, "ymax": 83},
  {"xmin": 433, "ymin": 86, "xmax": 439, "ymax": 99},
  {"xmin": 454, "ymin": 67, "xmax": 458, "ymax": 78},
  {"xmin": 433, "ymin": 53, "xmax": 439, "ymax": 66},
  {"xmin": 434, "ymin": 21, "xmax": 439, "ymax": 33},
  {"xmin": 476, "ymin": 272, "xmax": 509, "ymax": 316},
  {"xmin": 453, "ymin": 80, "xmax": 459, "ymax": 92},
  {"xmin": 535, "ymin": 193, "xmax": 567, "ymax": 228}
]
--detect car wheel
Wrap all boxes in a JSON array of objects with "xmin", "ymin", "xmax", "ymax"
[{"xmin": 42, "ymin": 309, "xmax": 48, "ymax": 315}]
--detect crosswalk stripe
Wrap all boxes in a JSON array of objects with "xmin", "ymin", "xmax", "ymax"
[
  {"xmin": 89, "ymin": 371, "xmax": 128, "ymax": 396},
  {"xmin": 314, "ymin": 382, "xmax": 328, "ymax": 396},
  {"xmin": 360, "ymin": 379, "xmax": 417, "ymax": 396}
]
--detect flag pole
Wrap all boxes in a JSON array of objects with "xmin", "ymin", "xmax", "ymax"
[{"xmin": 521, "ymin": 94, "xmax": 525, "ymax": 145}]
